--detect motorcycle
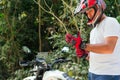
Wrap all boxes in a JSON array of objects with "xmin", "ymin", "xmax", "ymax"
[{"xmin": 19, "ymin": 46, "xmax": 75, "ymax": 80}]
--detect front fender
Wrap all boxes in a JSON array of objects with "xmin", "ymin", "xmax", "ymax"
[{"xmin": 43, "ymin": 70, "xmax": 75, "ymax": 80}]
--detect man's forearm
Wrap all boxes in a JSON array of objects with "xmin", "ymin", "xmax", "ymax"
[{"xmin": 85, "ymin": 43, "xmax": 114, "ymax": 54}]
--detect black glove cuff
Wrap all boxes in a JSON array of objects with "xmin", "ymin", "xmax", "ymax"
[
  {"xmin": 80, "ymin": 41, "xmax": 86, "ymax": 49},
  {"xmin": 71, "ymin": 39, "xmax": 76, "ymax": 45}
]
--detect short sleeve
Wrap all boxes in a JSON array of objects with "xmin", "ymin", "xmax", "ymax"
[{"xmin": 103, "ymin": 17, "xmax": 120, "ymax": 37}]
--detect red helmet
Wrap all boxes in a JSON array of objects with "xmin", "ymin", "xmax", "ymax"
[{"xmin": 74, "ymin": 0, "xmax": 106, "ymax": 27}]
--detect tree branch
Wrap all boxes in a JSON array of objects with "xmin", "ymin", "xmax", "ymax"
[{"xmin": 33, "ymin": 0, "xmax": 68, "ymax": 33}]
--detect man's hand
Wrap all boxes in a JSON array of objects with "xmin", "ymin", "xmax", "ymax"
[{"xmin": 65, "ymin": 32, "xmax": 87, "ymax": 58}]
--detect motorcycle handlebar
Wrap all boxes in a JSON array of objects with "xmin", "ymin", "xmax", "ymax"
[
  {"xmin": 50, "ymin": 58, "xmax": 72, "ymax": 69},
  {"xmin": 19, "ymin": 60, "xmax": 36, "ymax": 67},
  {"xmin": 19, "ymin": 57, "xmax": 72, "ymax": 70}
]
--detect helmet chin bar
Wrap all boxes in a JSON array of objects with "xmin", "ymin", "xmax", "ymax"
[{"xmin": 87, "ymin": 5, "xmax": 103, "ymax": 27}]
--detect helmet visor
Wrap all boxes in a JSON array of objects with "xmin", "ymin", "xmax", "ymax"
[
  {"xmin": 74, "ymin": 3, "xmax": 82, "ymax": 14},
  {"xmin": 74, "ymin": 3, "xmax": 89, "ymax": 15}
]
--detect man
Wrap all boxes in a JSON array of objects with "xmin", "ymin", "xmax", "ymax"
[{"xmin": 66, "ymin": 0, "xmax": 120, "ymax": 80}]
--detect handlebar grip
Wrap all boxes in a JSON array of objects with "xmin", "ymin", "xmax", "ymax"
[
  {"xmin": 51, "ymin": 59, "xmax": 72, "ymax": 68},
  {"xmin": 64, "ymin": 59, "xmax": 72, "ymax": 62},
  {"xmin": 30, "ymin": 69, "xmax": 37, "ymax": 73},
  {"xmin": 55, "ymin": 59, "xmax": 72, "ymax": 63},
  {"xmin": 19, "ymin": 60, "xmax": 35, "ymax": 67},
  {"xmin": 19, "ymin": 61, "xmax": 29, "ymax": 67}
]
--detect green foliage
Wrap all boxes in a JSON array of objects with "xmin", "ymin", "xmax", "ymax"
[
  {"xmin": 0, "ymin": 40, "xmax": 21, "ymax": 79},
  {"xmin": 0, "ymin": 0, "xmax": 120, "ymax": 79},
  {"xmin": 105, "ymin": 0, "xmax": 120, "ymax": 17},
  {"xmin": 0, "ymin": 59, "xmax": 9, "ymax": 79},
  {"xmin": 0, "ymin": 0, "xmax": 38, "ymax": 79},
  {"xmin": 7, "ymin": 69, "xmax": 31, "ymax": 80},
  {"xmin": 116, "ymin": 16, "xmax": 120, "ymax": 23}
]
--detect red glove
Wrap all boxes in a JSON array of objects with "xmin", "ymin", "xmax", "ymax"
[
  {"xmin": 65, "ymin": 32, "xmax": 82, "ymax": 47},
  {"xmin": 65, "ymin": 32, "xmax": 87, "ymax": 58},
  {"xmin": 65, "ymin": 32, "xmax": 82, "ymax": 45},
  {"xmin": 76, "ymin": 48, "xmax": 88, "ymax": 58},
  {"xmin": 65, "ymin": 33, "xmax": 74, "ymax": 44}
]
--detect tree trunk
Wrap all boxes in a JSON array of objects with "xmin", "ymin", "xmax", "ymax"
[{"xmin": 38, "ymin": 0, "xmax": 42, "ymax": 52}]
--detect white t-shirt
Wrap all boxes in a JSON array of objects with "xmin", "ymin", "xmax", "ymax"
[{"xmin": 89, "ymin": 17, "xmax": 120, "ymax": 75}]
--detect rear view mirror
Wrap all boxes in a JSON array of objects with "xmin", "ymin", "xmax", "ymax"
[
  {"xmin": 22, "ymin": 46, "xmax": 31, "ymax": 53},
  {"xmin": 61, "ymin": 46, "xmax": 69, "ymax": 53}
]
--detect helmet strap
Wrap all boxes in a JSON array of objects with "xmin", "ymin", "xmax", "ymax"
[
  {"xmin": 93, "ymin": 5, "xmax": 103, "ymax": 27},
  {"xmin": 90, "ymin": 6, "xmax": 97, "ymax": 21}
]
